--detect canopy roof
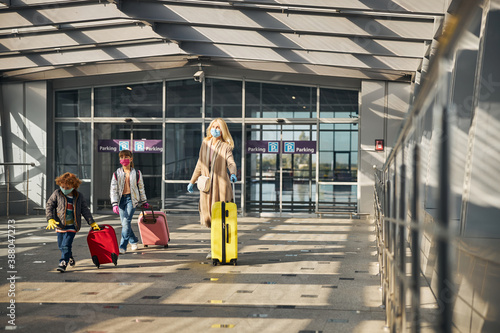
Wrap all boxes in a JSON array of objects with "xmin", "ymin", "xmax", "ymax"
[{"xmin": 0, "ymin": 0, "xmax": 446, "ymax": 82}]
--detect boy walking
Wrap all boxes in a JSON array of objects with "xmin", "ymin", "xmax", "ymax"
[{"xmin": 46, "ymin": 172, "xmax": 100, "ymax": 272}]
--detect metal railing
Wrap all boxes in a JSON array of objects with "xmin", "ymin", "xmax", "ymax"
[
  {"xmin": 372, "ymin": 1, "xmax": 487, "ymax": 332},
  {"xmin": 0, "ymin": 162, "xmax": 36, "ymax": 216}
]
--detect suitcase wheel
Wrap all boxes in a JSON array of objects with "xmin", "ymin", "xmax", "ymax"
[
  {"xmin": 111, "ymin": 253, "xmax": 118, "ymax": 266},
  {"xmin": 144, "ymin": 245, "xmax": 148, "ymax": 248},
  {"xmin": 92, "ymin": 255, "xmax": 100, "ymax": 269},
  {"xmin": 212, "ymin": 259, "xmax": 218, "ymax": 266},
  {"xmin": 164, "ymin": 244, "xmax": 168, "ymax": 248},
  {"xmin": 230, "ymin": 259, "xmax": 237, "ymax": 266}
]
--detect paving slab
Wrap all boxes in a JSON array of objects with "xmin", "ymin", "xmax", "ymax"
[{"xmin": 0, "ymin": 214, "xmax": 387, "ymax": 333}]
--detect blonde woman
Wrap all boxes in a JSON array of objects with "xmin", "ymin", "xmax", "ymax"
[{"xmin": 188, "ymin": 118, "xmax": 237, "ymax": 245}]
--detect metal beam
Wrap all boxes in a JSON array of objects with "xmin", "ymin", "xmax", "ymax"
[
  {"xmin": 143, "ymin": 0, "xmax": 447, "ymax": 16},
  {"xmin": 0, "ymin": 24, "xmax": 163, "ymax": 54},
  {"xmin": 154, "ymin": 24, "xmax": 427, "ymax": 57},
  {"xmin": 119, "ymin": 2, "xmax": 435, "ymax": 41},
  {"xmin": 0, "ymin": 42, "xmax": 186, "ymax": 71}
]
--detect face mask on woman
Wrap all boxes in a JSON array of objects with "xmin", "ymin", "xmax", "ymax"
[
  {"xmin": 60, "ymin": 187, "xmax": 74, "ymax": 195},
  {"xmin": 211, "ymin": 128, "xmax": 221, "ymax": 138}
]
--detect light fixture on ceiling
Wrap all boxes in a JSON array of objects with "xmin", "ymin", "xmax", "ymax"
[{"xmin": 126, "ymin": 86, "xmax": 132, "ymax": 91}]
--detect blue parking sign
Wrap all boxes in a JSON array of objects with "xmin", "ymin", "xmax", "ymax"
[
  {"xmin": 268, "ymin": 142, "xmax": 279, "ymax": 153},
  {"xmin": 134, "ymin": 141, "xmax": 145, "ymax": 152},
  {"xmin": 119, "ymin": 141, "xmax": 129, "ymax": 151},
  {"xmin": 284, "ymin": 142, "xmax": 295, "ymax": 153}
]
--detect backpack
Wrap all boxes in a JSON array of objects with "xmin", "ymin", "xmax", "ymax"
[{"xmin": 114, "ymin": 169, "xmax": 140, "ymax": 184}]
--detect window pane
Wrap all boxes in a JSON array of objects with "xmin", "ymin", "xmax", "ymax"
[
  {"xmin": 335, "ymin": 132, "xmax": 350, "ymax": 151},
  {"xmin": 166, "ymin": 79, "xmax": 202, "ymax": 118},
  {"xmin": 246, "ymin": 82, "xmax": 316, "ymax": 118},
  {"xmin": 165, "ymin": 123, "xmax": 202, "ymax": 180},
  {"xmin": 320, "ymin": 131, "xmax": 333, "ymax": 151},
  {"xmin": 95, "ymin": 83, "xmax": 162, "ymax": 117},
  {"xmin": 206, "ymin": 79, "xmax": 242, "ymax": 118},
  {"xmin": 55, "ymin": 89, "xmax": 91, "ymax": 117},
  {"xmin": 320, "ymin": 88, "xmax": 358, "ymax": 118},
  {"xmin": 318, "ymin": 184, "xmax": 357, "ymax": 210},
  {"xmin": 55, "ymin": 123, "xmax": 91, "ymax": 178}
]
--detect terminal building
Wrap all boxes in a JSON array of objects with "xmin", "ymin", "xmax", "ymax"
[{"xmin": 1, "ymin": 0, "xmax": 500, "ymax": 332}]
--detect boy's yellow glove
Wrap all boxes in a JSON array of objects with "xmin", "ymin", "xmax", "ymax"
[
  {"xmin": 46, "ymin": 219, "xmax": 59, "ymax": 230},
  {"xmin": 90, "ymin": 222, "xmax": 100, "ymax": 231}
]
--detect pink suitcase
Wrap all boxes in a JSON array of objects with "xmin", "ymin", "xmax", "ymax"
[{"xmin": 138, "ymin": 207, "xmax": 170, "ymax": 248}]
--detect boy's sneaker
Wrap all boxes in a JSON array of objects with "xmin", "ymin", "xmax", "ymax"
[
  {"xmin": 131, "ymin": 243, "xmax": 138, "ymax": 251},
  {"xmin": 57, "ymin": 261, "xmax": 67, "ymax": 273},
  {"xmin": 68, "ymin": 257, "xmax": 76, "ymax": 267},
  {"xmin": 206, "ymin": 252, "xmax": 212, "ymax": 259},
  {"xmin": 119, "ymin": 248, "xmax": 126, "ymax": 254}
]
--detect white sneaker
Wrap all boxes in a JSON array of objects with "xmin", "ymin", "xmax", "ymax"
[
  {"xmin": 119, "ymin": 248, "xmax": 126, "ymax": 254},
  {"xmin": 206, "ymin": 252, "xmax": 212, "ymax": 259},
  {"xmin": 131, "ymin": 243, "xmax": 138, "ymax": 251}
]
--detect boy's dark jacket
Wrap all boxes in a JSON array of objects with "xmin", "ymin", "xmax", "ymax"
[{"xmin": 46, "ymin": 189, "xmax": 95, "ymax": 232}]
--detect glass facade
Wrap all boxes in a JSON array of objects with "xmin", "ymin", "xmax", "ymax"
[
  {"xmin": 246, "ymin": 82, "xmax": 316, "ymax": 118},
  {"xmin": 54, "ymin": 79, "xmax": 358, "ymax": 214},
  {"xmin": 95, "ymin": 82, "xmax": 163, "ymax": 118}
]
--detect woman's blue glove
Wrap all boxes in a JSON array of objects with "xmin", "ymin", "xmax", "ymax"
[
  {"xmin": 230, "ymin": 174, "xmax": 237, "ymax": 183},
  {"xmin": 187, "ymin": 183, "xmax": 194, "ymax": 193}
]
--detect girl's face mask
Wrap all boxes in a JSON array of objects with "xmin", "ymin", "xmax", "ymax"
[
  {"xmin": 211, "ymin": 128, "xmax": 221, "ymax": 138},
  {"xmin": 60, "ymin": 186, "xmax": 74, "ymax": 195},
  {"xmin": 120, "ymin": 158, "xmax": 131, "ymax": 166}
]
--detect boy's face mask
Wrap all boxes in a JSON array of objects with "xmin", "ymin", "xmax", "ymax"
[{"xmin": 60, "ymin": 186, "xmax": 74, "ymax": 195}]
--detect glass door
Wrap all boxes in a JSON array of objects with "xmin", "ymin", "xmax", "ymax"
[
  {"xmin": 245, "ymin": 123, "xmax": 316, "ymax": 214},
  {"xmin": 93, "ymin": 123, "xmax": 163, "ymax": 212}
]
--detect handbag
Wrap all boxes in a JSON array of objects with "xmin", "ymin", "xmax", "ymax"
[
  {"xmin": 197, "ymin": 175, "xmax": 211, "ymax": 193},
  {"xmin": 196, "ymin": 141, "xmax": 220, "ymax": 193}
]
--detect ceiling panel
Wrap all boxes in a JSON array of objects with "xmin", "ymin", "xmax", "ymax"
[{"xmin": 0, "ymin": 0, "xmax": 443, "ymax": 81}]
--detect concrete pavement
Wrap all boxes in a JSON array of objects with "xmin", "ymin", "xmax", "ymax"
[{"xmin": 0, "ymin": 214, "xmax": 387, "ymax": 333}]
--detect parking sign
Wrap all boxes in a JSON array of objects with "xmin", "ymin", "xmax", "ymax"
[
  {"xmin": 119, "ymin": 141, "xmax": 129, "ymax": 151},
  {"xmin": 268, "ymin": 142, "xmax": 279, "ymax": 153},
  {"xmin": 134, "ymin": 141, "xmax": 145, "ymax": 152},
  {"xmin": 284, "ymin": 142, "xmax": 295, "ymax": 153}
]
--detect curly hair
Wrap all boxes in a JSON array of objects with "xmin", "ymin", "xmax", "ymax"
[{"xmin": 55, "ymin": 172, "xmax": 82, "ymax": 189}]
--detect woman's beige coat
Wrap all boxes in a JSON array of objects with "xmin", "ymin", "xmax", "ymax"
[{"xmin": 190, "ymin": 139, "xmax": 237, "ymax": 227}]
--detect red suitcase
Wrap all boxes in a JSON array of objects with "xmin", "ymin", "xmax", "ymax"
[
  {"xmin": 138, "ymin": 208, "xmax": 170, "ymax": 248},
  {"xmin": 87, "ymin": 224, "xmax": 119, "ymax": 268}
]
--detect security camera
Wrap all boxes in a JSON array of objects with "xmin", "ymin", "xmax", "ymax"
[{"xmin": 193, "ymin": 70, "xmax": 205, "ymax": 82}]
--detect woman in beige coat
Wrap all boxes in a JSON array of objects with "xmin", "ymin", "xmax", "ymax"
[{"xmin": 187, "ymin": 118, "xmax": 238, "ymax": 231}]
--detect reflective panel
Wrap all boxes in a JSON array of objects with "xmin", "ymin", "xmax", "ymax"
[
  {"xmin": 165, "ymin": 123, "xmax": 202, "ymax": 180},
  {"xmin": 320, "ymin": 88, "xmax": 358, "ymax": 118},
  {"xmin": 206, "ymin": 79, "xmax": 242, "ymax": 118},
  {"xmin": 95, "ymin": 82, "xmax": 162, "ymax": 117},
  {"xmin": 166, "ymin": 79, "xmax": 202, "ymax": 118},
  {"xmin": 55, "ymin": 89, "xmax": 91, "ymax": 117},
  {"xmin": 318, "ymin": 184, "xmax": 357, "ymax": 212},
  {"xmin": 55, "ymin": 122, "xmax": 91, "ymax": 178},
  {"xmin": 319, "ymin": 123, "xmax": 358, "ymax": 182},
  {"xmin": 246, "ymin": 82, "xmax": 316, "ymax": 118}
]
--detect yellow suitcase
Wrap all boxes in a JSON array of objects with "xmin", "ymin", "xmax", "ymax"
[{"xmin": 211, "ymin": 199, "xmax": 238, "ymax": 266}]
